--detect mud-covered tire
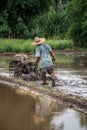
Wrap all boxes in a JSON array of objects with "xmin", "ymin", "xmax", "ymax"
[
  {"xmin": 9, "ymin": 60, "xmax": 17, "ymax": 77},
  {"xmin": 9, "ymin": 60, "xmax": 23, "ymax": 77}
]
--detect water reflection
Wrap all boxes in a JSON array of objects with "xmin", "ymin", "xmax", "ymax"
[
  {"xmin": 50, "ymin": 109, "xmax": 87, "ymax": 130},
  {"xmin": 0, "ymin": 85, "xmax": 35, "ymax": 130},
  {"xmin": 73, "ymin": 54, "xmax": 87, "ymax": 69},
  {"xmin": 0, "ymin": 85, "xmax": 87, "ymax": 130},
  {"xmin": 56, "ymin": 53, "xmax": 87, "ymax": 69}
]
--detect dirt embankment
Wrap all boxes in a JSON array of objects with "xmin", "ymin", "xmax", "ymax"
[{"xmin": 0, "ymin": 75, "xmax": 87, "ymax": 114}]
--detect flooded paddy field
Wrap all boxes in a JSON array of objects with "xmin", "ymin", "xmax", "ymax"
[
  {"xmin": 0, "ymin": 51, "xmax": 86, "ymax": 99},
  {"xmin": 0, "ymin": 84, "xmax": 87, "ymax": 130},
  {"xmin": 54, "ymin": 52, "xmax": 87, "ymax": 99},
  {"xmin": 0, "ymin": 51, "xmax": 87, "ymax": 130}
]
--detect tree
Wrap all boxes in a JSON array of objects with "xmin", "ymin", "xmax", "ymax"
[
  {"xmin": 66, "ymin": 0, "xmax": 87, "ymax": 47},
  {"xmin": 0, "ymin": 0, "xmax": 51, "ymax": 38}
]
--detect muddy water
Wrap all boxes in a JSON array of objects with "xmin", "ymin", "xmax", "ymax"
[
  {"xmin": 0, "ymin": 53, "xmax": 87, "ymax": 98},
  {"xmin": 0, "ymin": 53, "xmax": 87, "ymax": 130},
  {"xmin": 54, "ymin": 53, "xmax": 87, "ymax": 99},
  {"xmin": 0, "ymin": 56, "xmax": 12, "ymax": 76},
  {"xmin": 0, "ymin": 84, "xmax": 87, "ymax": 130}
]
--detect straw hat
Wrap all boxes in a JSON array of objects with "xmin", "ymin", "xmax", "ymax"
[{"xmin": 31, "ymin": 37, "xmax": 45, "ymax": 45}]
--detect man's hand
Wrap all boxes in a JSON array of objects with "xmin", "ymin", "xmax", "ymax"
[
  {"xmin": 52, "ymin": 58, "xmax": 56, "ymax": 63},
  {"xmin": 36, "ymin": 57, "xmax": 40, "ymax": 64}
]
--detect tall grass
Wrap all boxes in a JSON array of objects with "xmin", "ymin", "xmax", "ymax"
[
  {"xmin": 20, "ymin": 40, "xmax": 35, "ymax": 53},
  {"xmin": 0, "ymin": 38, "xmax": 74, "ymax": 53},
  {"xmin": 46, "ymin": 39, "xmax": 74, "ymax": 50}
]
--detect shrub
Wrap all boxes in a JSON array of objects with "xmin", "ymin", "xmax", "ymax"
[{"xmin": 66, "ymin": 0, "xmax": 87, "ymax": 47}]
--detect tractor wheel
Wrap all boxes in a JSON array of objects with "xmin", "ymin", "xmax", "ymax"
[
  {"xmin": 9, "ymin": 60, "xmax": 23, "ymax": 77},
  {"xmin": 9, "ymin": 60, "xmax": 17, "ymax": 77}
]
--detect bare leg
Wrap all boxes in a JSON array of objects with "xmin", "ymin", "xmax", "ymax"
[
  {"xmin": 50, "ymin": 71, "xmax": 55, "ymax": 78},
  {"xmin": 50, "ymin": 72, "xmax": 57, "ymax": 86},
  {"xmin": 41, "ymin": 71, "xmax": 47, "ymax": 85}
]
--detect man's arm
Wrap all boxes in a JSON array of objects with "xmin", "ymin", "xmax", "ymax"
[
  {"xmin": 35, "ymin": 47, "xmax": 41, "ymax": 65},
  {"xmin": 46, "ymin": 44, "xmax": 56, "ymax": 62},
  {"xmin": 36, "ymin": 56, "xmax": 40, "ymax": 65},
  {"xmin": 50, "ymin": 51, "xmax": 56, "ymax": 62}
]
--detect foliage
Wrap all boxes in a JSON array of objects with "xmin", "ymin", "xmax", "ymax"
[
  {"xmin": 15, "ymin": 17, "xmax": 30, "ymax": 39},
  {"xmin": 0, "ymin": 11, "xmax": 10, "ymax": 38},
  {"xmin": 66, "ymin": 0, "xmax": 87, "ymax": 47},
  {"xmin": 0, "ymin": 0, "xmax": 51, "ymax": 38},
  {"xmin": 0, "ymin": 0, "xmax": 87, "ymax": 48},
  {"xmin": 29, "ymin": 9, "xmax": 68, "ymax": 38}
]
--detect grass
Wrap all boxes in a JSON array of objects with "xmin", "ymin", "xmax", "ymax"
[
  {"xmin": 55, "ymin": 54, "xmax": 73, "ymax": 65},
  {"xmin": 0, "ymin": 38, "xmax": 74, "ymax": 53},
  {"xmin": 0, "ymin": 39, "xmax": 35, "ymax": 53},
  {"xmin": 46, "ymin": 39, "xmax": 74, "ymax": 50}
]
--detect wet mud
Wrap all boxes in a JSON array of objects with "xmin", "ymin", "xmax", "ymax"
[
  {"xmin": 0, "ymin": 51, "xmax": 87, "ymax": 114},
  {"xmin": 0, "ymin": 75, "xmax": 87, "ymax": 114}
]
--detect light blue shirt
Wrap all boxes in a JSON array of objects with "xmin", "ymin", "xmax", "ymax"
[{"xmin": 35, "ymin": 44, "xmax": 53, "ymax": 68}]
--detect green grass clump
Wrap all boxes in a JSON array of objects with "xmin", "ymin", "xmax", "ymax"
[
  {"xmin": 21, "ymin": 40, "xmax": 35, "ymax": 53},
  {"xmin": 0, "ymin": 39, "xmax": 34, "ymax": 53},
  {"xmin": 47, "ymin": 39, "xmax": 74, "ymax": 50},
  {"xmin": 0, "ymin": 38, "xmax": 74, "ymax": 53}
]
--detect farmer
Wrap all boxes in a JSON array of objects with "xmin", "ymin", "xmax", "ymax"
[{"xmin": 31, "ymin": 37, "xmax": 57, "ymax": 86}]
